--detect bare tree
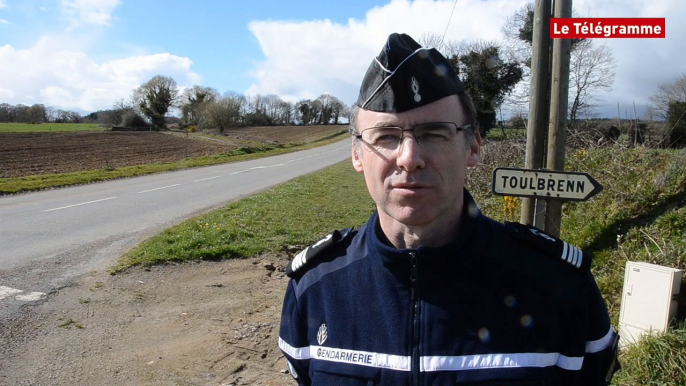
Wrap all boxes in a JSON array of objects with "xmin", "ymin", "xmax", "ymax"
[
  {"xmin": 275, "ymin": 100, "xmax": 295, "ymax": 125},
  {"xmin": 501, "ymin": 2, "xmax": 616, "ymax": 123},
  {"xmin": 262, "ymin": 94, "xmax": 284, "ymax": 124},
  {"xmin": 501, "ymin": 2, "xmax": 535, "ymax": 65},
  {"xmin": 649, "ymin": 73, "xmax": 686, "ymax": 120},
  {"xmin": 28, "ymin": 104, "xmax": 47, "ymax": 123},
  {"xmin": 246, "ymin": 94, "xmax": 264, "ymax": 116},
  {"xmin": 500, "ymin": 3, "xmax": 535, "ymax": 110},
  {"xmin": 107, "ymin": 98, "xmax": 135, "ymax": 126},
  {"xmin": 568, "ymin": 39, "xmax": 616, "ymax": 126},
  {"xmin": 0, "ymin": 103, "xmax": 12, "ymax": 122},
  {"xmin": 417, "ymin": 32, "xmax": 469, "ymax": 60},
  {"xmin": 316, "ymin": 94, "xmax": 341, "ymax": 124},
  {"xmin": 329, "ymin": 96, "xmax": 346, "ymax": 124},
  {"xmin": 206, "ymin": 92, "xmax": 245, "ymax": 133},
  {"xmin": 417, "ymin": 32, "xmax": 447, "ymax": 53}
]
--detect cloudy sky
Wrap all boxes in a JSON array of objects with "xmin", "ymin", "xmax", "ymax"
[{"xmin": 0, "ymin": 0, "xmax": 684, "ymax": 118}]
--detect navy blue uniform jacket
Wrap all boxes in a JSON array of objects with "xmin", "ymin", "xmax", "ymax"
[{"xmin": 279, "ymin": 193, "xmax": 618, "ymax": 385}]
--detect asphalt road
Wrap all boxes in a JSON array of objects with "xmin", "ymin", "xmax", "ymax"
[{"xmin": 0, "ymin": 139, "xmax": 351, "ymax": 320}]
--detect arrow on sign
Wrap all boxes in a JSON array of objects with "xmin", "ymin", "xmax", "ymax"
[{"xmin": 492, "ymin": 168, "xmax": 603, "ymax": 201}]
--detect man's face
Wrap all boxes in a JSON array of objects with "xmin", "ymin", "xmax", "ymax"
[{"xmin": 352, "ymin": 95, "xmax": 481, "ymax": 228}]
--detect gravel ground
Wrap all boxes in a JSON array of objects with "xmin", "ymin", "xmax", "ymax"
[{"xmin": 0, "ymin": 255, "xmax": 295, "ymax": 386}]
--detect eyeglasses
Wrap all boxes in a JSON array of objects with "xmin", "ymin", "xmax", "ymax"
[{"xmin": 354, "ymin": 122, "xmax": 469, "ymax": 153}]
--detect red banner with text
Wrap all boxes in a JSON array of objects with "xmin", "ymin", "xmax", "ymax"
[{"xmin": 550, "ymin": 18, "xmax": 665, "ymax": 38}]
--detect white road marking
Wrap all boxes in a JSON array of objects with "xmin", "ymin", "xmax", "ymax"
[
  {"xmin": 230, "ymin": 171, "xmax": 248, "ymax": 175},
  {"xmin": 16, "ymin": 292, "xmax": 47, "ymax": 302},
  {"xmin": 246, "ymin": 163, "xmax": 285, "ymax": 171},
  {"xmin": 0, "ymin": 286, "xmax": 23, "ymax": 300},
  {"xmin": 193, "ymin": 176, "xmax": 221, "ymax": 182},
  {"xmin": 1, "ymin": 286, "xmax": 47, "ymax": 302},
  {"xmin": 137, "ymin": 184, "xmax": 181, "ymax": 194},
  {"xmin": 42, "ymin": 197, "xmax": 117, "ymax": 212}
]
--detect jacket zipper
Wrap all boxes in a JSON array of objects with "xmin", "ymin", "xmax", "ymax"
[{"xmin": 410, "ymin": 252, "xmax": 420, "ymax": 386}]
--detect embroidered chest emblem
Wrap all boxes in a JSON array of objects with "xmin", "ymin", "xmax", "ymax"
[
  {"xmin": 317, "ymin": 323, "xmax": 328, "ymax": 345},
  {"xmin": 411, "ymin": 76, "xmax": 421, "ymax": 103}
]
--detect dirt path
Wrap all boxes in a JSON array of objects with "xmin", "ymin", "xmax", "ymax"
[{"xmin": 0, "ymin": 255, "xmax": 294, "ymax": 386}]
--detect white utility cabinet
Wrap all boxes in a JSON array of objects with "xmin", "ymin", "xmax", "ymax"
[{"xmin": 619, "ymin": 261, "xmax": 682, "ymax": 347}]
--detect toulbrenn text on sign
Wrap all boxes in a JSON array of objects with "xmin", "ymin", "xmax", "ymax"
[{"xmin": 492, "ymin": 168, "xmax": 603, "ymax": 202}]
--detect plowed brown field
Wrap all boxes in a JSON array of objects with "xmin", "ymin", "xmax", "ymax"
[{"xmin": 0, "ymin": 125, "xmax": 346, "ymax": 178}]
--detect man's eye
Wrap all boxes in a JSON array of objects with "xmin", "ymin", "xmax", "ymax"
[
  {"xmin": 369, "ymin": 129, "xmax": 400, "ymax": 141},
  {"xmin": 418, "ymin": 131, "xmax": 450, "ymax": 142},
  {"xmin": 373, "ymin": 134, "xmax": 400, "ymax": 143}
]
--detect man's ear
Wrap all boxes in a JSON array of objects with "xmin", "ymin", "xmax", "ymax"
[
  {"xmin": 352, "ymin": 141, "xmax": 364, "ymax": 173},
  {"xmin": 466, "ymin": 133, "xmax": 481, "ymax": 167}
]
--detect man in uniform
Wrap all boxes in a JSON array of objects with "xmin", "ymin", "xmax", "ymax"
[{"xmin": 279, "ymin": 33, "xmax": 619, "ymax": 385}]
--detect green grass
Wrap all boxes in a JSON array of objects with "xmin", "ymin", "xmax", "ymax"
[
  {"xmin": 113, "ymin": 161, "xmax": 375, "ymax": 272},
  {"xmin": 58, "ymin": 318, "xmax": 84, "ymax": 329},
  {"xmin": 613, "ymin": 324, "xmax": 686, "ymax": 386},
  {"xmin": 0, "ymin": 133, "xmax": 348, "ymax": 195},
  {"xmin": 0, "ymin": 122, "xmax": 103, "ymax": 132},
  {"xmin": 115, "ymin": 141, "xmax": 686, "ymax": 384}
]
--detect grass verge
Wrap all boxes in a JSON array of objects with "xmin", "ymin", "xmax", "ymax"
[
  {"xmin": 0, "ymin": 133, "xmax": 348, "ymax": 195},
  {"xmin": 0, "ymin": 123, "xmax": 103, "ymax": 132},
  {"xmin": 612, "ymin": 324, "xmax": 686, "ymax": 385},
  {"xmin": 113, "ymin": 161, "xmax": 375, "ymax": 272}
]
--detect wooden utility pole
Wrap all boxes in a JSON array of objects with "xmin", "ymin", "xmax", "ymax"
[
  {"xmin": 544, "ymin": 0, "xmax": 573, "ymax": 237},
  {"xmin": 521, "ymin": 0, "xmax": 552, "ymax": 227}
]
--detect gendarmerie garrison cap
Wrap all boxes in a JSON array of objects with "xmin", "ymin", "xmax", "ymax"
[{"xmin": 355, "ymin": 33, "xmax": 464, "ymax": 113}]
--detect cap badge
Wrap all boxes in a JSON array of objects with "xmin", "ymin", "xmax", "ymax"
[{"xmin": 411, "ymin": 76, "xmax": 421, "ymax": 103}]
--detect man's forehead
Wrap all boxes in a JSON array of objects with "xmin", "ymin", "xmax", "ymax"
[{"xmin": 357, "ymin": 95, "xmax": 464, "ymax": 126}]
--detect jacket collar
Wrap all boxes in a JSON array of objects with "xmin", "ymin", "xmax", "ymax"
[{"xmin": 365, "ymin": 189, "xmax": 482, "ymax": 264}]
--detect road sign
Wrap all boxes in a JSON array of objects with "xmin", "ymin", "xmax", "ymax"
[{"xmin": 492, "ymin": 168, "xmax": 603, "ymax": 201}]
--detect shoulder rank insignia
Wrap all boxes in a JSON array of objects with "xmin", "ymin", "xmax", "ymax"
[
  {"xmin": 505, "ymin": 222, "xmax": 592, "ymax": 272},
  {"xmin": 286, "ymin": 228, "xmax": 353, "ymax": 277}
]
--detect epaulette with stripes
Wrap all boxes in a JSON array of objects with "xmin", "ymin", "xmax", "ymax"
[
  {"xmin": 286, "ymin": 228, "xmax": 354, "ymax": 277},
  {"xmin": 504, "ymin": 222, "xmax": 592, "ymax": 272}
]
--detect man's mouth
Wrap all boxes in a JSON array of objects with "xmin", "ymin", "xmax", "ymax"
[{"xmin": 391, "ymin": 183, "xmax": 430, "ymax": 191}]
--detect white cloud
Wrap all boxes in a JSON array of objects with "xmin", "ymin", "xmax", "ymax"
[
  {"xmin": 248, "ymin": 0, "xmax": 685, "ymax": 118},
  {"xmin": 247, "ymin": 0, "xmax": 529, "ymax": 103},
  {"xmin": 61, "ymin": 0, "xmax": 122, "ymax": 27},
  {"xmin": 0, "ymin": 0, "xmax": 6, "ymax": 8},
  {"xmin": 0, "ymin": 19, "xmax": 11, "ymax": 26},
  {"xmin": 0, "ymin": 87, "xmax": 14, "ymax": 100},
  {"xmin": 0, "ymin": 37, "xmax": 201, "ymax": 112}
]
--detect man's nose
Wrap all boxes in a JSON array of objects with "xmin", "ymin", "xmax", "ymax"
[{"xmin": 395, "ymin": 135, "xmax": 425, "ymax": 172}]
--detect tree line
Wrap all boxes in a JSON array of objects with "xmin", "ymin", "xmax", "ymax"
[
  {"xmin": 108, "ymin": 78, "xmax": 351, "ymax": 133},
  {"xmin": 0, "ymin": 103, "xmax": 84, "ymax": 124}
]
